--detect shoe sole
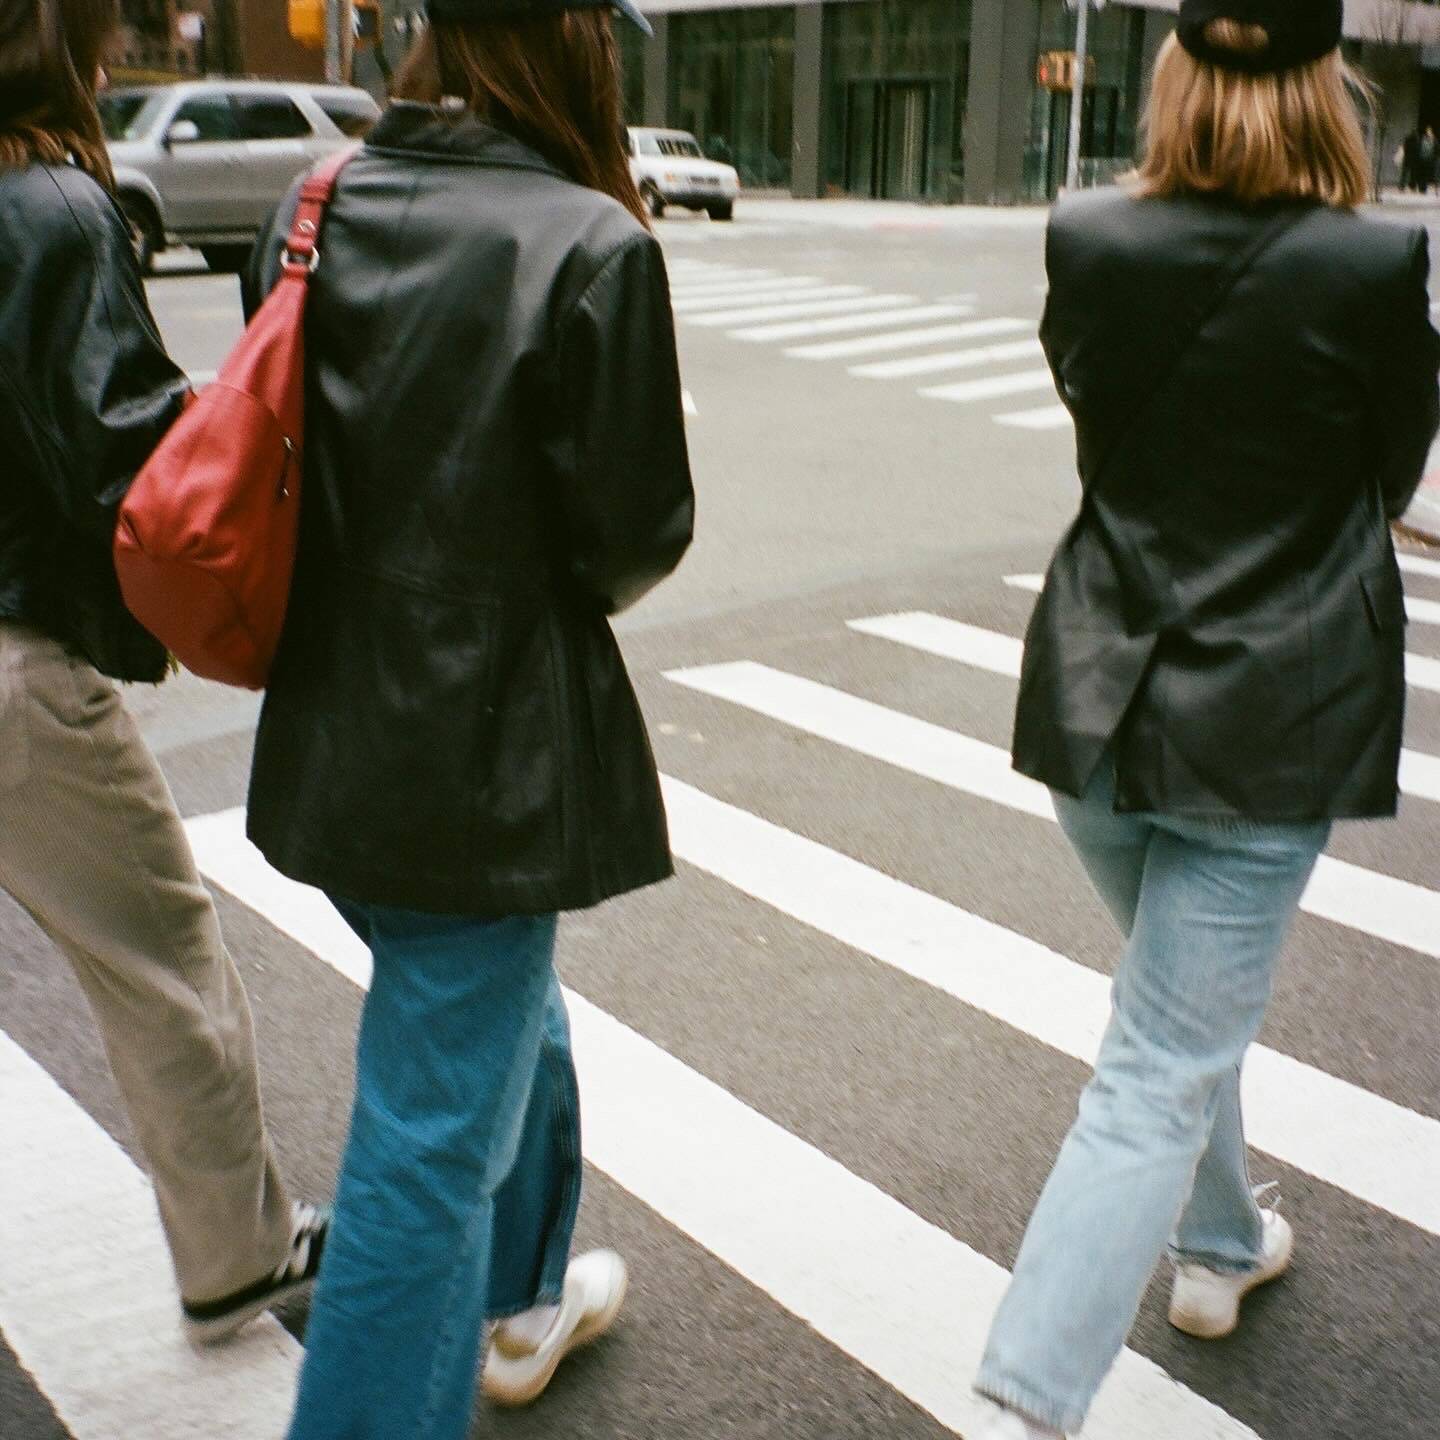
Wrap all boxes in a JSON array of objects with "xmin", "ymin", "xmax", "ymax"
[
  {"xmin": 1168, "ymin": 1226, "xmax": 1295, "ymax": 1340},
  {"xmin": 483, "ymin": 1267, "xmax": 630, "ymax": 1407}
]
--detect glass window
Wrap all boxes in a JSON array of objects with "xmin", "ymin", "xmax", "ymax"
[
  {"xmin": 232, "ymin": 93, "xmax": 313, "ymax": 141},
  {"xmin": 99, "ymin": 90, "xmax": 168, "ymax": 142},
  {"xmin": 616, "ymin": 22, "xmax": 647, "ymax": 123},
  {"xmin": 669, "ymin": 7, "xmax": 795, "ymax": 189},
  {"xmin": 173, "ymin": 93, "xmax": 240, "ymax": 142},
  {"xmin": 658, "ymin": 135, "xmax": 705, "ymax": 158},
  {"xmin": 317, "ymin": 94, "xmax": 380, "ymax": 137},
  {"xmin": 1024, "ymin": 0, "xmax": 1149, "ymax": 200},
  {"xmin": 823, "ymin": 0, "xmax": 973, "ymax": 202}
]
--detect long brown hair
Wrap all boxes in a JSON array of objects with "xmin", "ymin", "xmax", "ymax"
[
  {"xmin": 1137, "ymin": 19, "xmax": 1372, "ymax": 208},
  {"xmin": 0, "ymin": 0, "xmax": 119, "ymax": 189},
  {"xmin": 395, "ymin": 10, "xmax": 649, "ymax": 229}
]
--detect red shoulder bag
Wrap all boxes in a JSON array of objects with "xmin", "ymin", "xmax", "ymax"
[{"xmin": 115, "ymin": 148, "xmax": 356, "ymax": 691}]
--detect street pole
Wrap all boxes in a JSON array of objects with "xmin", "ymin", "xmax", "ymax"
[
  {"xmin": 325, "ymin": 0, "xmax": 343, "ymax": 82},
  {"xmin": 1065, "ymin": 0, "xmax": 1090, "ymax": 193}
]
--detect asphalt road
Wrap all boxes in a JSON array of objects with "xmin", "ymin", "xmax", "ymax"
[{"xmin": 3, "ymin": 196, "xmax": 1439, "ymax": 1440}]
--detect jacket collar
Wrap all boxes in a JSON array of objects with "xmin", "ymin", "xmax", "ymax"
[{"xmin": 365, "ymin": 102, "xmax": 569, "ymax": 181}]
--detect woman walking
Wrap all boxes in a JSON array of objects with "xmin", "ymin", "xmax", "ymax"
[
  {"xmin": 0, "ymin": 0, "xmax": 326, "ymax": 1344},
  {"xmin": 973, "ymin": 3, "xmax": 1439, "ymax": 1436},
  {"xmin": 242, "ymin": 1, "xmax": 694, "ymax": 1435}
]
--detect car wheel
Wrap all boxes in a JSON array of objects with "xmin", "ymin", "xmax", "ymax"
[
  {"xmin": 119, "ymin": 194, "xmax": 162, "ymax": 274},
  {"xmin": 641, "ymin": 183, "xmax": 666, "ymax": 220},
  {"xmin": 707, "ymin": 203, "xmax": 735, "ymax": 223},
  {"xmin": 200, "ymin": 244, "xmax": 255, "ymax": 275}
]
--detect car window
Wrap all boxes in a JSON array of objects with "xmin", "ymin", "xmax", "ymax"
[
  {"xmin": 232, "ymin": 94, "xmax": 314, "ymax": 141},
  {"xmin": 99, "ymin": 91, "xmax": 167, "ymax": 142},
  {"xmin": 316, "ymin": 95, "xmax": 379, "ymax": 138},
  {"xmin": 173, "ymin": 93, "xmax": 240, "ymax": 142},
  {"xmin": 637, "ymin": 134, "xmax": 661, "ymax": 156},
  {"xmin": 657, "ymin": 136, "xmax": 703, "ymax": 159}
]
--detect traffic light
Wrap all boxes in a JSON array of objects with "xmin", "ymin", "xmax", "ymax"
[
  {"xmin": 288, "ymin": 0, "xmax": 326, "ymax": 47},
  {"xmin": 1036, "ymin": 50, "xmax": 1097, "ymax": 92}
]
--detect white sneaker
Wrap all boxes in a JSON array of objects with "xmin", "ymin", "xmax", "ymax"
[
  {"xmin": 482, "ymin": 1250, "xmax": 629, "ymax": 1406},
  {"xmin": 1169, "ymin": 1209, "xmax": 1294, "ymax": 1340},
  {"xmin": 972, "ymin": 1400, "xmax": 1065, "ymax": 1439}
]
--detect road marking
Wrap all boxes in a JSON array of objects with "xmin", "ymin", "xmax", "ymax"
[
  {"xmin": 0, "ymin": 1030, "xmax": 301, "ymax": 1440},
  {"xmin": 734, "ymin": 305, "xmax": 975, "ymax": 344},
  {"xmin": 657, "ymin": 757, "xmax": 1440, "ymax": 1242},
  {"xmin": 668, "ymin": 277, "xmax": 816, "ymax": 302},
  {"xmin": 787, "ymin": 317, "xmax": 1031, "ymax": 362},
  {"xmin": 994, "ymin": 404, "xmax": 1072, "ymax": 430},
  {"xmin": 672, "ymin": 283, "xmax": 857, "ymax": 314},
  {"xmin": 920, "ymin": 370, "xmax": 1056, "ymax": 403},
  {"xmin": 846, "ymin": 612, "xmax": 1440, "ymax": 959},
  {"xmin": 851, "ymin": 338, "xmax": 1045, "ymax": 381},
  {"xmin": 184, "ymin": 810, "xmax": 1262, "ymax": 1440},
  {"xmin": 1398, "ymin": 554, "xmax": 1440, "ymax": 581},
  {"xmin": 686, "ymin": 294, "xmax": 914, "ymax": 328},
  {"xmin": 683, "ymin": 390, "xmax": 698, "ymax": 417},
  {"xmin": 1001, "ymin": 576, "xmax": 1440, "ymax": 799},
  {"xmin": 667, "ymin": 269, "xmax": 783, "ymax": 291},
  {"xmin": 1406, "ymin": 594, "xmax": 1440, "ymax": 626}
]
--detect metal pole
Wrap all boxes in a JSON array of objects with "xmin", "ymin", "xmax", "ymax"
[
  {"xmin": 325, "ymin": 0, "xmax": 343, "ymax": 83},
  {"xmin": 1065, "ymin": 0, "xmax": 1090, "ymax": 192}
]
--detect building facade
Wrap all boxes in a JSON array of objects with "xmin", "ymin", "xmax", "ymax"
[{"xmin": 620, "ymin": 0, "xmax": 1440, "ymax": 204}]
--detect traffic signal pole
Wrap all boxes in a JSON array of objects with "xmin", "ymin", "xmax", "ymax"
[
  {"xmin": 1064, "ymin": 0, "xmax": 1090, "ymax": 192},
  {"xmin": 325, "ymin": 0, "xmax": 343, "ymax": 81}
]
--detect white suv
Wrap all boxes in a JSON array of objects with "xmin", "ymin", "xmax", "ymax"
[{"xmin": 628, "ymin": 128, "xmax": 740, "ymax": 222}]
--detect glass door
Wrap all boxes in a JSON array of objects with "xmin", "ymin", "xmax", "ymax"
[
  {"xmin": 882, "ymin": 83, "xmax": 931, "ymax": 200},
  {"xmin": 845, "ymin": 82, "xmax": 880, "ymax": 196}
]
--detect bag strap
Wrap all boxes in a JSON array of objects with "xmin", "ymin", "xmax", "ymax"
[
  {"xmin": 1082, "ymin": 204, "xmax": 1309, "ymax": 489},
  {"xmin": 280, "ymin": 144, "xmax": 362, "ymax": 278}
]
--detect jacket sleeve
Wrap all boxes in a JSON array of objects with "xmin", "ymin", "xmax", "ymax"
[
  {"xmin": 15, "ymin": 177, "xmax": 189, "ymax": 546},
  {"xmin": 546, "ymin": 234, "xmax": 695, "ymax": 615},
  {"xmin": 1377, "ymin": 228, "xmax": 1440, "ymax": 521}
]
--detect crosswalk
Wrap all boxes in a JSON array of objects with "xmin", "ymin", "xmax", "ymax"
[
  {"xmin": 5, "ymin": 558, "xmax": 1440, "ymax": 1439},
  {"xmin": 666, "ymin": 257, "xmax": 1069, "ymax": 432}
]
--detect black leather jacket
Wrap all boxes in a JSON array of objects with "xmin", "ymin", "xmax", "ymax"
[
  {"xmin": 1014, "ymin": 190, "xmax": 1440, "ymax": 820},
  {"xmin": 0, "ymin": 164, "xmax": 187, "ymax": 681},
  {"xmin": 243, "ymin": 105, "xmax": 695, "ymax": 916}
]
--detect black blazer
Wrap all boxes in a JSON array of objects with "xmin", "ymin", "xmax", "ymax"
[
  {"xmin": 0, "ymin": 164, "xmax": 187, "ymax": 681},
  {"xmin": 1014, "ymin": 190, "xmax": 1440, "ymax": 820},
  {"xmin": 244, "ymin": 106, "xmax": 695, "ymax": 916}
]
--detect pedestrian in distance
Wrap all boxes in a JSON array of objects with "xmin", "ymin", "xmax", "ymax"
[
  {"xmin": 240, "ymin": 0, "xmax": 695, "ymax": 1435},
  {"xmin": 972, "ymin": 2, "xmax": 1440, "ymax": 1437},
  {"xmin": 1400, "ymin": 126, "xmax": 1422, "ymax": 192},
  {"xmin": 0, "ymin": 0, "xmax": 327, "ymax": 1347},
  {"xmin": 1420, "ymin": 126, "xmax": 1438, "ymax": 194}
]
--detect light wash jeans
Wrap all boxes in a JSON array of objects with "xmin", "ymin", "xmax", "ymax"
[
  {"xmin": 975, "ymin": 757, "xmax": 1329, "ymax": 1435},
  {"xmin": 286, "ymin": 904, "xmax": 582, "ymax": 1440}
]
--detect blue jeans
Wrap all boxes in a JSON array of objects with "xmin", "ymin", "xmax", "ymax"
[
  {"xmin": 976, "ymin": 759, "xmax": 1329, "ymax": 1435},
  {"xmin": 286, "ymin": 903, "xmax": 582, "ymax": 1440}
]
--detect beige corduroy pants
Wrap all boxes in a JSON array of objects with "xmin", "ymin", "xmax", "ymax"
[{"xmin": 0, "ymin": 621, "xmax": 293, "ymax": 1305}]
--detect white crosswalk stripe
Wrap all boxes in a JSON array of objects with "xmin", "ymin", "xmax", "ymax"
[
  {"xmin": 851, "ymin": 339, "xmax": 1045, "ymax": 381},
  {"xmin": 787, "ymin": 317, "xmax": 1031, "ymax": 361},
  {"xmin": 672, "ymin": 282, "xmax": 859, "ymax": 314},
  {"xmin": 734, "ymin": 304, "xmax": 974, "ymax": 344},
  {"xmin": 994, "ymin": 404, "xmax": 1071, "ymax": 430},
  {"xmin": 686, "ymin": 293, "xmax": 915, "ymax": 328},
  {"xmin": 920, "ymin": 371, "xmax": 1057, "ymax": 404}
]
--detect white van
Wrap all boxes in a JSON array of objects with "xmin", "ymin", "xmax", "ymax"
[{"xmin": 628, "ymin": 127, "xmax": 740, "ymax": 222}]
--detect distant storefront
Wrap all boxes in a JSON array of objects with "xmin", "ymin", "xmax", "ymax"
[{"xmin": 624, "ymin": 0, "xmax": 1440, "ymax": 205}]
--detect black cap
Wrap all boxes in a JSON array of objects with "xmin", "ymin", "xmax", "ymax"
[
  {"xmin": 1177, "ymin": 0, "xmax": 1343, "ymax": 74},
  {"xmin": 427, "ymin": 0, "xmax": 653, "ymax": 38}
]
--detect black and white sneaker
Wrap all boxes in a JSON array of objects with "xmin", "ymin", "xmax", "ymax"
[{"xmin": 182, "ymin": 1202, "xmax": 329, "ymax": 1346}]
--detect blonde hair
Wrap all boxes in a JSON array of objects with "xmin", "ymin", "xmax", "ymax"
[{"xmin": 1137, "ymin": 19, "xmax": 1372, "ymax": 208}]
